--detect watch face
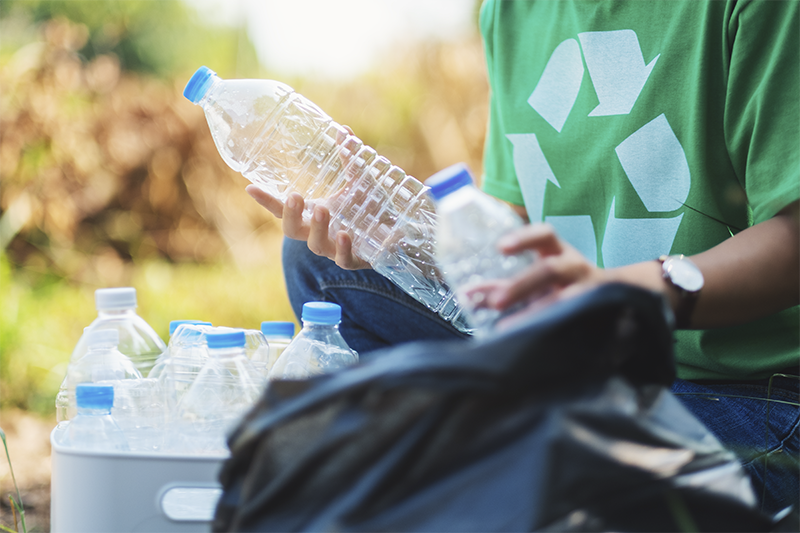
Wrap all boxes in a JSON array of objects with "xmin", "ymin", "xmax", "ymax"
[{"xmin": 664, "ymin": 257, "xmax": 704, "ymax": 292}]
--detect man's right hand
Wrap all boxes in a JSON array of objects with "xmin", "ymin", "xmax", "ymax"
[{"xmin": 246, "ymin": 185, "xmax": 371, "ymax": 271}]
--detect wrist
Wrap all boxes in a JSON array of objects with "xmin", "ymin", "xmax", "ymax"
[
  {"xmin": 658, "ymin": 255, "xmax": 704, "ymax": 329},
  {"xmin": 603, "ymin": 260, "xmax": 681, "ymax": 318}
]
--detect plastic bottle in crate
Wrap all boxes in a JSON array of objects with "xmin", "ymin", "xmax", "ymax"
[
  {"xmin": 427, "ymin": 163, "xmax": 537, "ymax": 335},
  {"xmin": 149, "ymin": 320, "xmax": 212, "ymax": 379},
  {"xmin": 241, "ymin": 327, "xmax": 271, "ymax": 377},
  {"xmin": 57, "ymin": 383, "xmax": 129, "ymax": 452},
  {"xmin": 56, "ymin": 287, "xmax": 166, "ymax": 423},
  {"xmin": 174, "ymin": 329, "xmax": 265, "ymax": 454},
  {"xmin": 157, "ymin": 323, "xmax": 212, "ymax": 417},
  {"xmin": 260, "ymin": 321, "xmax": 296, "ymax": 372},
  {"xmin": 57, "ymin": 329, "xmax": 142, "ymax": 423},
  {"xmin": 269, "ymin": 302, "xmax": 358, "ymax": 380},
  {"xmin": 183, "ymin": 67, "xmax": 470, "ymax": 333}
]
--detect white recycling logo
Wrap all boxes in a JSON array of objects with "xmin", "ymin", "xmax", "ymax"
[{"xmin": 507, "ymin": 29, "xmax": 690, "ymax": 268}]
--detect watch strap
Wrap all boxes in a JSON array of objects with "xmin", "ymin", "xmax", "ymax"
[{"xmin": 659, "ymin": 255, "xmax": 701, "ymax": 329}]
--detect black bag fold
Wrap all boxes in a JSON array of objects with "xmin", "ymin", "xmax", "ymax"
[{"xmin": 214, "ymin": 284, "xmax": 777, "ymax": 532}]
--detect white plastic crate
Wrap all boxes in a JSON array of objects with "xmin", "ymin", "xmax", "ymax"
[{"xmin": 50, "ymin": 427, "xmax": 227, "ymax": 533}]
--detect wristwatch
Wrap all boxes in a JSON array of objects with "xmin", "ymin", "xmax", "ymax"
[{"xmin": 658, "ymin": 254, "xmax": 704, "ymax": 329}]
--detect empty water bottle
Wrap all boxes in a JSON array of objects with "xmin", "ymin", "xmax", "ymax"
[
  {"xmin": 56, "ymin": 288, "xmax": 165, "ymax": 423},
  {"xmin": 110, "ymin": 377, "xmax": 163, "ymax": 453},
  {"xmin": 260, "ymin": 321, "xmax": 295, "ymax": 372},
  {"xmin": 149, "ymin": 320, "xmax": 212, "ymax": 379},
  {"xmin": 57, "ymin": 383, "xmax": 129, "ymax": 452},
  {"xmin": 183, "ymin": 67, "xmax": 469, "ymax": 333},
  {"xmin": 240, "ymin": 327, "xmax": 271, "ymax": 371},
  {"xmin": 269, "ymin": 302, "xmax": 358, "ymax": 380},
  {"xmin": 68, "ymin": 329, "xmax": 141, "ymax": 383},
  {"xmin": 428, "ymin": 163, "xmax": 537, "ymax": 335},
  {"xmin": 157, "ymin": 323, "xmax": 213, "ymax": 418},
  {"xmin": 57, "ymin": 329, "xmax": 142, "ymax": 422},
  {"xmin": 174, "ymin": 329, "xmax": 265, "ymax": 454}
]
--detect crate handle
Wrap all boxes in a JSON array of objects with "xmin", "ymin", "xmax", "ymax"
[{"xmin": 159, "ymin": 484, "xmax": 223, "ymax": 522}]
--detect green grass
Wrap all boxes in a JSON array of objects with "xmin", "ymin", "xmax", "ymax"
[
  {"xmin": 0, "ymin": 253, "xmax": 296, "ymax": 416},
  {"xmin": 0, "ymin": 427, "xmax": 26, "ymax": 533}
]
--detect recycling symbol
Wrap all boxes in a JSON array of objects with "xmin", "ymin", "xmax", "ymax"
[{"xmin": 507, "ymin": 29, "xmax": 690, "ymax": 268}]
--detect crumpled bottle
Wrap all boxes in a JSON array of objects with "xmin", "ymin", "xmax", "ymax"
[
  {"xmin": 183, "ymin": 67, "xmax": 470, "ymax": 333},
  {"xmin": 57, "ymin": 329, "xmax": 143, "ymax": 424},
  {"xmin": 56, "ymin": 287, "xmax": 166, "ymax": 423},
  {"xmin": 149, "ymin": 320, "xmax": 212, "ymax": 380},
  {"xmin": 260, "ymin": 321, "xmax": 296, "ymax": 373},
  {"xmin": 57, "ymin": 383, "xmax": 130, "ymax": 452},
  {"xmin": 428, "ymin": 163, "xmax": 537, "ymax": 335},
  {"xmin": 173, "ymin": 329, "xmax": 265, "ymax": 454},
  {"xmin": 269, "ymin": 302, "xmax": 358, "ymax": 381}
]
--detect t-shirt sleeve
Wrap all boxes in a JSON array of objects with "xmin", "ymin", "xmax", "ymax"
[
  {"xmin": 479, "ymin": 0, "xmax": 526, "ymax": 206},
  {"xmin": 725, "ymin": 0, "xmax": 800, "ymax": 224}
]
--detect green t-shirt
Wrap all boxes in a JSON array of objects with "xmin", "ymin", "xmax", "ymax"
[{"xmin": 480, "ymin": 0, "xmax": 799, "ymax": 380}]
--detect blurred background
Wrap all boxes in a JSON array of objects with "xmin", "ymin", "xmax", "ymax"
[{"xmin": 0, "ymin": 0, "xmax": 487, "ymax": 528}]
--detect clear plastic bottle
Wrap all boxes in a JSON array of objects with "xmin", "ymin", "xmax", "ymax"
[
  {"xmin": 157, "ymin": 323, "xmax": 213, "ymax": 418},
  {"xmin": 57, "ymin": 383, "xmax": 129, "ymax": 452},
  {"xmin": 427, "ymin": 163, "xmax": 537, "ymax": 335},
  {"xmin": 109, "ymin": 377, "xmax": 163, "ymax": 453},
  {"xmin": 269, "ymin": 302, "xmax": 358, "ymax": 381},
  {"xmin": 260, "ymin": 321, "xmax": 295, "ymax": 372},
  {"xmin": 174, "ymin": 329, "xmax": 265, "ymax": 454},
  {"xmin": 183, "ymin": 67, "xmax": 469, "ymax": 333},
  {"xmin": 56, "ymin": 287, "xmax": 166, "ymax": 423},
  {"xmin": 240, "ymin": 328, "xmax": 271, "ymax": 370},
  {"xmin": 57, "ymin": 329, "xmax": 142, "ymax": 423},
  {"xmin": 169, "ymin": 320, "xmax": 211, "ymax": 337},
  {"xmin": 149, "ymin": 320, "xmax": 212, "ymax": 379},
  {"xmin": 67, "ymin": 329, "xmax": 141, "ymax": 384}
]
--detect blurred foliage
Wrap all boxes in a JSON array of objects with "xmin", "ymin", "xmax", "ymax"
[
  {"xmin": 0, "ymin": 252, "xmax": 295, "ymax": 415},
  {"xmin": 296, "ymin": 38, "xmax": 489, "ymax": 185},
  {"xmin": 0, "ymin": 7, "xmax": 488, "ymax": 415},
  {"xmin": 0, "ymin": 0, "xmax": 262, "ymax": 78}
]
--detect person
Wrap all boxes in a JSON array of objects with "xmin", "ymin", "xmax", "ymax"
[{"xmin": 246, "ymin": 0, "xmax": 799, "ymax": 516}]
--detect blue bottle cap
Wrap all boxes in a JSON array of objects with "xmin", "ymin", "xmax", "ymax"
[
  {"xmin": 184, "ymin": 66, "xmax": 216, "ymax": 104},
  {"xmin": 260, "ymin": 321, "xmax": 295, "ymax": 337},
  {"xmin": 169, "ymin": 320, "xmax": 212, "ymax": 336},
  {"xmin": 426, "ymin": 163, "xmax": 475, "ymax": 201},
  {"xmin": 76, "ymin": 383, "xmax": 114, "ymax": 410},
  {"xmin": 206, "ymin": 330, "xmax": 246, "ymax": 349},
  {"xmin": 301, "ymin": 302, "xmax": 341, "ymax": 325}
]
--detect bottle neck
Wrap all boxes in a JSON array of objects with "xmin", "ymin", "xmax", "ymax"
[
  {"xmin": 97, "ymin": 308, "xmax": 136, "ymax": 319},
  {"xmin": 301, "ymin": 321, "xmax": 340, "ymax": 331},
  {"xmin": 198, "ymin": 76, "xmax": 222, "ymax": 107},
  {"xmin": 208, "ymin": 346, "xmax": 247, "ymax": 360},
  {"xmin": 86, "ymin": 344, "xmax": 116, "ymax": 354},
  {"xmin": 77, "ymin": 406, "xmax": 112, "ymax": 416}
]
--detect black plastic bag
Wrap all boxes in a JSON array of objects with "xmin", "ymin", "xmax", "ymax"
[{"xmin": 214, "ymin": 284, "xmax": 779, "ymax": 532}]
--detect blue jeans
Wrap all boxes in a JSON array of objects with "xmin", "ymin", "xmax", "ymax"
[
  {"xmin": 671, "ymin": 376, "xmax": 800, "ymax": 516},
  {"xmin": 282, "ymin": 237, "xmax": 800, "ymax": 515},
  {"xmin": 282, "ymin": 238, "xmax": 469, "ymax": 357}
]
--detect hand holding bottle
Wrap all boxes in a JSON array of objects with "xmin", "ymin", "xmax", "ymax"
[
  {"xmin": 246, "ymin": 186, "xmax": 370, "ymax": 270},
  {"xmin": 184, "ymin": 67, "xmax": 470, "ymax": 331}
]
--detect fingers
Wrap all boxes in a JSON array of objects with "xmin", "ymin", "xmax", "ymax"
[
  {"xmin": 335, "ymin": 124, "xmax": 355, "ymax": 144},
  {"xmin": 487, "ymin": 250, "xmax": 594, "ymax": 310},
  {"xmin": 306, "ymin": 205, "xmax": 335, "ymax": 257},
  {"xmin": 307, "ymin": 209, "xmax": 369, "ymax": 269},
  {"xmin": 246, "ymin": 185, "xmax": 286, "ymax": 219},
  {"xmin": 281, "ymin": 192, "xmax": 309, "ymax": 241},
  {"xmin": 247, "ymin": 184, "xmax": 368, "ymax": 270},
  {"xmin": 333, "ymin": 231, "xmax": 369, "ymax": 270},
  {"xmin": 497, "ymin": 223, "xmax": 563, "ymax": 257}
]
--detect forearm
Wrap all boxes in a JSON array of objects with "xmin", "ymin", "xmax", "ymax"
[{"xmin": 607, "ymin": 202, "xmax": 800, "ymax": 329}]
